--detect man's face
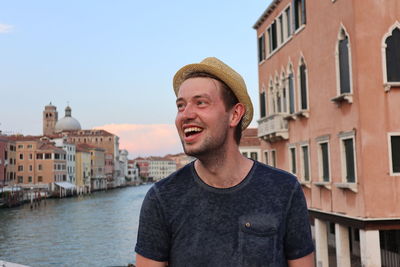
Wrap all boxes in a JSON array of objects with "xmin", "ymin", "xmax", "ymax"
[{"xmin": 175, "ymin": 77, "xmax": 231, "ymax": 157}]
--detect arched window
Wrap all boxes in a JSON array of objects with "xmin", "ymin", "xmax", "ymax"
[
  {"xmin": 287, "ymin": 64, "xmax": 295, "ymax": 114},
  {"xmin": 298, "ymin": 58, "xmax": 308, "ymax": 111},
  {"xmin": 338, "ymin": 28, "xmax": 351, "ymax": 94},
  {"xmin": 260, "ymin": 85, "xmax": 266, "ymax": 118},
  {"xmin": 385, "ymin": 27, "xmax": 400, "ymax": 82},
  {"xmin": 275, "ymin": 75, "xmax": 281, "ymax": 113},
  {"xmin": 268, "ymin": 79, "xmax": 275, "ymax": 115},
  {"xmin": 281, "ymin": 71, "xmax": 288, "ymax": 113}
]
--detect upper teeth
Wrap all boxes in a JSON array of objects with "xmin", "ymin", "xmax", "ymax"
[{"xmin": 184, "ymin": 127, "xmax": 202, "ymax": 133}]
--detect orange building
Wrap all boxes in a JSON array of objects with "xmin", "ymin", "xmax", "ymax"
[
  {"xmin": 0, "ymin": 136, "xmax": 16, "ymax": 186},
  {"xmin": 254, "ymin": 1, "xmax": 400, "ymax": 266},
  {"xmin": 10, "ymin": 136, "xmax": 67, "ymax": 188}
]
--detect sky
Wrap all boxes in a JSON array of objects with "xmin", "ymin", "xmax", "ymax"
[{"xmin": 0, "ymin": 0, "xmax": 272, "ymax": 158}]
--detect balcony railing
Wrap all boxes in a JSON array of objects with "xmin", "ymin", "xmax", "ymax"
[{"xmin": 257, "ymin": 113, "xmax": 289, "ymax": 142}]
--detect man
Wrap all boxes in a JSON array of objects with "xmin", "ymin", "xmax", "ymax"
[{"xmin": 135, "ymin": 57, "xmax": 314, "ymax": 267}]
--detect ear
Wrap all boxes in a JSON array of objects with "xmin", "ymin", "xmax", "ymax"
[{"xmin": 229, "ymin": 103, "xmax": 245, "ymax": 128}]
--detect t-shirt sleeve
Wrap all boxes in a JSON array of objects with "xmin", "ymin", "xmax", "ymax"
[
  {"xmin": 284, "ymin": 182, "xmax": 314, "ymax": 260},
  {"xmin": 135, "ymin": 186, "xmax": 170, "ymax": 262}
]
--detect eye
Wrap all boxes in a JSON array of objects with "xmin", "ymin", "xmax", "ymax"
[
  {"xmin": 197, "ymin": 100, "xmax": 207, "ymax": 106},
  {"xmin": 176, "ymin": 102, "xmax": 185, "ymax": 111}
]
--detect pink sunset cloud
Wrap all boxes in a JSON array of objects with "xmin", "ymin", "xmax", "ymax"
[{"xmin": 93, "ymin": 124, "xmax": 183, "ymax": 159}]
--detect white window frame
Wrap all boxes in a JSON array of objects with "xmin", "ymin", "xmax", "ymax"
[
  {"xmin": 288, "ymin": 145, "xmax": 297, "ymax": 175},
  {"xmin": 381, "ymin": 21, "xmax": 400, "ymax": 91},
  {"xmin": 287, "ymin": 62, "xmax": 297, "ymax": 116},
  {"xmin": 300, "ymin": 142, "xmax": 311, "ymax": 182},
  {"xmin": 339, "ymin": 131, "xmax": 357, "ymax": 184},
  {"xmin": 388, "ymin": 132, "xmax": 400, "ymax": 176},
  {"xmin": 271, "ymin": 149, "xmax": 277, "ymax": 168},
  {"xmin": 316, "ymin": 135, "xmax": 331, "ymax": 183}
]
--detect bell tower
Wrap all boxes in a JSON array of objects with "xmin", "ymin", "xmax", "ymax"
[{"xmin": 43, "ymin": 103, "xmax": 58, "ymax": 136}]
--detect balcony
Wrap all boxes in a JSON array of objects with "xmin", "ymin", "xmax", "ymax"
[{"xmin": 257, "ymin": 113, "xmax": 289, "ymax": 142}]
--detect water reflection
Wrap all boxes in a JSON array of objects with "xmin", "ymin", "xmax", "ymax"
[{"xmin": 0, "ymin": 184, "xmax": 151, "ymax": 267}]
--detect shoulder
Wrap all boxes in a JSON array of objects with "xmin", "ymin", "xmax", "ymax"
[
  {"xmin": 253, "ymin": 161, "xmax": 299, "ymax": 187},
  {"xmin": 151, "ymin": 162, "xmax": 195, "ymax": 198}
]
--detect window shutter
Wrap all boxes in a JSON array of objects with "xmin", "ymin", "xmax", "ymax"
[
  {"xmin": 291, "ymin": 0, "xmax": 296, "ymax": 33},
  {"xmin": 301, "ymin": 0, "xmax": 307, "ymax": 25},
  {"xmin": 344, "ymin": 139, "xmax": 355, "ymax": 183},
  {"xmin": 339, "ymin": 36, "xmax": 351, "ymax": 94}
]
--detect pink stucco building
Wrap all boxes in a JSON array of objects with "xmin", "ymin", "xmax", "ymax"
[{"xmin": 254, "ymin": 0, "xmax": 400, "ymax": 266}]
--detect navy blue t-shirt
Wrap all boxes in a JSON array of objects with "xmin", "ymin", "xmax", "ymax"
[{"xmin": 135, "ymin": 161, "xmax": 314, "ymax": 266}]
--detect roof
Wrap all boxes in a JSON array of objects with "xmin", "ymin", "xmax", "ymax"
[
  {"xmin": 239, "ymin": 128, "xmax": 261, "ymax": 147},
  {"xmin": 253, "ymin": 0, "xmax": 281, "ymax": 30},
  {"xmin": 37, "ymin": 142, "xmax": 65, "ymax": 153},
  {"xmin": 76, "ymin": 143, "xmax": 105, "ymax": 152},
  {"xmin": 67, "ymin": 129, "xmax": 115, "ymax": 137}
]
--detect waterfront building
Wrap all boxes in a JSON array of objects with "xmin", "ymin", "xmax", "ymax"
[
  {"xmin": 147, "ymin": 156, "xmax": 176, "ymax": 182},
  {"xmin": 52, "ymin": 137, "xmax": 76, "ymax": 184},
  {"xmin": 77, "ymin": 143, "xmax": 107, "ymax": 190},
  {"xmin": 127, "ymin": 160, "xmax": 140, "ymax": 183},
  {"xmin": 134, "ymin": 157, "xmax": 150, "ymax": 180},
  {"xmin": 239, "ymin": 128, "xmax": 261, "ymax": 161},
  {"xmin": 116, "ymin": 149, "xmax": 128, "ymax": 187},
  {"xmin": 254, "ymin": 0, "xmax": 400, "ymax": 266},
  {"xmin": 0, "ymin": 135, "xmax": 16, "ymax": 186},
  {"xmin": 75, "ymin": 144, "xmax": 91, "ymax": 194},
  {"xmin": 165, "ymin": 153, "xmax": 195, "ymax": 170},
  {"xmin": 9, "ymin": 136, "xmax": 68, "ymax": 191}
]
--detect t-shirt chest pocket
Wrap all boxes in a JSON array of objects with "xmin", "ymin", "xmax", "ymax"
[{"xmin": 238, "ymin": 214, "xmax": 279, "ymax": 266}]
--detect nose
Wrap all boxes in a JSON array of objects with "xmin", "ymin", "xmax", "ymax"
[{"xmin": 180, "ymin": 103, "xmax": 196, "ymax": 121}]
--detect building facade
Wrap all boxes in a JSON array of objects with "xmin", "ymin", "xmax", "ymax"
[
  {"xmin": 239, "ymin": 128, "xmax": 262, "ymax": 161},
  {"xmin": 254, "ymin": 0, "xmax": 400, "ymax": 266}
]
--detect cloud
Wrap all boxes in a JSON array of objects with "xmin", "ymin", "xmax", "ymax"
[
  {"xmin": 0, "ymin": 24, "xmax": 13, "ymax": 34},
  {"xmin": 93, "ymin": 124, "xmax": 183, "ymax": 159}
]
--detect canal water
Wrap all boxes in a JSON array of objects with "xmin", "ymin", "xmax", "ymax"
[{"xmin": 0, "ymin": 184, "xmax": 152, "ymax": 267}]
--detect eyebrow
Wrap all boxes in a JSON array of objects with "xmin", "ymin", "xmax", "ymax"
[{"xmin": 176, "ymin": 94, "xmax": 211, "ymax": 104}]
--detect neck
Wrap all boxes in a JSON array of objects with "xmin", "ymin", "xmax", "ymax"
[{"xmin": 195, "ymin": 148, "xmax": 253, "ymax": 189}]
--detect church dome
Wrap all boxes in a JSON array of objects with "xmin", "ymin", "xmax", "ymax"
[{"xmin": 55, "ymin": 106, "xmax": 81, "ymax": 132}]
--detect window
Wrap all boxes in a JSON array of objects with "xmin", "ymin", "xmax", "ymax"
[
  {"xmin": 389, "ymin": 134, "xmax": 400, "ymax": 175},
  {"xmin": 385, "ymin": 27, "xmax": 400, "ymax": 83},
  {"xmin": 242, "ymin": 152, "xmax": 248, "ymax": 157},
  {"xmin": 258, "ymin": 33, "xmax": 266, "ymax": 62},
  {"xmin": 18, "ymin": 144, "xmax": 23, "ymax": 149},
  {"xmin": 288, "ymin": 66, "xmax": 295, "ymax": 114},
  {"xmin": 289, "ymin": 146, "xmax": 297, "ymax": 174},
  {"xmin": 338, "ymin": 29, "xmax": 351, "ymax": 94},
  {"xmin": 271, "ymin": 150, "xmax": 277, "ymax": 167},
  {"xmin": 339, "ymin": 132, "xmax": 357, "ymax": 183},
  {"xmin": 27, "ymin": 144, "xmax": 33, "ymax": 149},
  {"xmin": 36, "ymin": 153, "xmax": 43, "ymax": 159},
  {"xmin": 38, "ymin": 164, "xmax": 43, "ymax": 171},
  {"xmin": 38, "ymin": 176, "xmax": 43, "ymax": 182},
  {"xmin": 29, "ymin": 153, "xmax": 33, "ymax": 160},
  {"xmin": 264, "ymin": 151, "xmax": 269, "ymax": 165},
  {"xmin": 285, "ymin": 7, "xmax": 291, "ymax": 38},
  {"xmin": 299, "ymin": 58, "xmax": 308, "ymax": 111},
  {"xmin": 18, "ymin": 176, "xmax": 23, "ymax": 183},
  {"xmin": 301, "ymin": 144, "xmax": 310, "ymax": 182},
  {"xmin": 29, "ymin": 165, "xmax": 33, "ymax": 172},
  {"xmin": 28, "ymin": 176, "xmax": 32, "ymax": 183},
  {"xmin": 260, "ymin": 91, "xmax": 266, "ymax": 118},
  {"xmin": 278, "ymin": 14, "xmax": 284, "ymax": 45},
  {"xmin": 18, "ymin": 165, "xmax": 23, "ymax": 171},
  {"xmin": 268, "ymin": 22, "xmax": 277, "ymax": 53},
  {"xmin": 250, "ymin": 152, "xmax": 258, "ymax": 161},
  {"xmin": 45, "ymin": 153, "xmax": 51, "ymax": 159},
  {"xmin": 19, "ymin": 153, "xmax": 23, "ymax": 160},
  {"xmin": 54, "ymin": 153, "xmax": 60, "ymax": 159},
  {"xmin": 293, "ymin": 0, "xmax": 306, "ymax": 31},
  {"xmin": 319, "ymin": 142, "xmax": 330, "ymax": 182}
]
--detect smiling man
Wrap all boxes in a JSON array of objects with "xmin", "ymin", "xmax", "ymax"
[{"xmin": 135, "ymin": 57, "xmax": 314, "ymax": 267}]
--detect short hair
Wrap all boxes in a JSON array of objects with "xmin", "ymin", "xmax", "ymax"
[{"xmin": 183, "ymin": 72, "xmax": 243, "ymax": 144}]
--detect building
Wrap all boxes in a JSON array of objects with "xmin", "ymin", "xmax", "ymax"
[
  {"xmin": 254, "ymin": 1, "xmax": 400, "ymax": 266},
  {"xmin": 75, "ymin": 145, "xmax": 91, "ymax": 194},
  {"xmin": 239, "ymin": 128, "xmax": 261, "ymax": 161},
  {"xmin": 147, "ymin": 156, "xmax": 176, "ymax": 182},
  {"xmin": 127, "ymin": 160, "xmax": 140, "ymax": 183},
  {"xmin": 0, "ymin": 135, "xmax": 16, "ymax": 187},
  {"xmin": 165, "ymin": 153, "xmax": 195, "ymax": 170},
  {"xmin": 77, "ymin": 144, "xmax": 106, "ymax": 190},
  {"xmin": 52, "ymin": 137, "xmax": 76, "ymax": 184},
  {"xmin": 134, "ymin": 157, "xmax": 150, "ymax": 180}
]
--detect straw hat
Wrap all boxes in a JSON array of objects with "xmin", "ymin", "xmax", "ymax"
[{"xmin": 173, "ymin": 57, "xmax": 253, "ymax": 130}]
